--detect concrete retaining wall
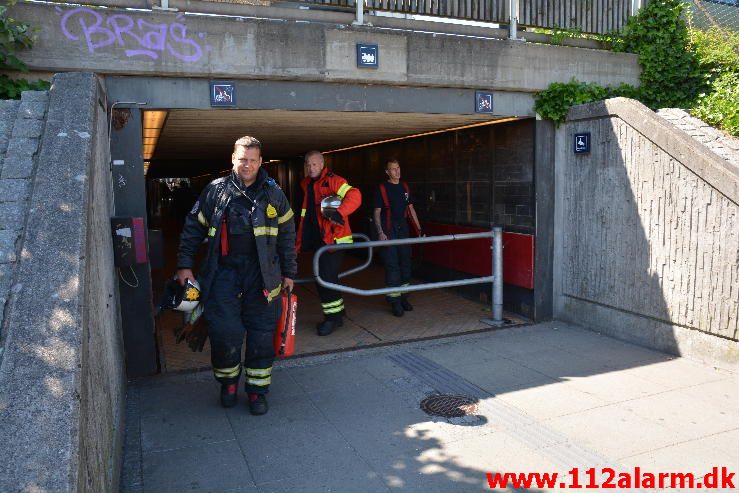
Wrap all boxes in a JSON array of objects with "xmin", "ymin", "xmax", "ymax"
[
  {"xmin": 0, "ymin": 73, "xmax": 125, "ymax": 492},
  {"xmin": 553, "ymin": 98, "xmax": 739, "ymax": 369},
  {"xmin": 11, "ymin": 2, "xmax": 640, "ymax": 94}
]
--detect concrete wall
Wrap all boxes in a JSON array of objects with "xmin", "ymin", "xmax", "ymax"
[
  {"xmin": 11, "ymin": 2, "xmax": 640, "ymax": 94},
  {"xmin": 553, "ymin": 98, "xmax": 739, "ymax": 369},
  {"xmin": 0, "ymin": 73, "xmax": 125, "ymax": 492}
]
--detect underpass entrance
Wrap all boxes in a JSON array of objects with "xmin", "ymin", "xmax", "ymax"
[{"xmin": 107, "ymin": 77, "xmax": 548, "ymax": 376}]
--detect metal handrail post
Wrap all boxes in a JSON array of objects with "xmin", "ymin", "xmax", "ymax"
[
  {"xmin": 353, "ymin": 0, "xmax": 364, "ymax": 25},
  {"xmin": 493, "ymin": 226, "xmax": 503, "ymax": 322},
  {"xmin": 508, "ymin": 0, "xmax": 518, "ymax": 40},
  {"xmin": 481, "ymin": 226, "xmax": 505, "ymax": 327}
]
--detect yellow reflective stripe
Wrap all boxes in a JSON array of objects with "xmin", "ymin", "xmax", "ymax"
[
  {"xmin": 247, "ymin": 377, "xmax": 272, "ymax": 386},
  {"xmin": 388, "ymin": 292, "xmax": 402, "ymax": 298},
  {"xmin": 323, "ymin": 306, "xmax": 344, "ymax": 314},
  {"xmin": 335, "ymin": 235, "xmax": 353, "ymax": 244},
  {"xmin": 214, "ymin": 365, "xmax": 241, "ymax": 378},
  {"xmin": 337, "ymin": 183, "xmax": 352, "ymax": 198},
  {"xmin": 246, "ymin": 367, "xmax": 272, "ymax": 377},
  {"xmin": 208, "ymin": 227, "xmax": 216, "ymax": 237},
  {"xmin": 254, "ymin": 227, "xmax": 278, "ymax": 236},
  {"xmin": 278, "ymin": 209, "xmax": 294, "ymax": 224},
  {"xmin": 321, "ymin": 299, "xmax": 343, "ymax": 308},
  {"xmin": 266, "ymin": 284, "xmax": 281, "ymax": 303},
  {"xmin": 197, "ymin": 211, "xmax": 208, "ymax": 227},
  {"xmin": 301, "ymin": 208, "xmax": 307, "ymax": 217}
]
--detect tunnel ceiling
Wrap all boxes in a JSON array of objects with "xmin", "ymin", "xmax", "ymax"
[{"xmin": 150, "ymin": 109, "xmax": 505, "ymax": 177}]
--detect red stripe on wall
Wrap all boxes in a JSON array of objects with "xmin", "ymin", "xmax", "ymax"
[{"xmin": 421, "ymin": 223, "xmax": 534, "ymax": 289}]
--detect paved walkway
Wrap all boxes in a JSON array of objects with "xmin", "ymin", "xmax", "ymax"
[{"xmin": 122, "ymin": 322, "xmax": 739, "ymax": 492}]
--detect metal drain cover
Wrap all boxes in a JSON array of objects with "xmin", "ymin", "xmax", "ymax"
[{"xmin": 420, "ymin": 394, "xmax": 479, "ymax": 418}]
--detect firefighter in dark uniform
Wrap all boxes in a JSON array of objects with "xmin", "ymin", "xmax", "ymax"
[
  {"xmin": 373, "ymin": 158, "xmax": 423, "ymax": 317},
  {"xmin": 296, "ymin": 150, "xmax": 362, "ymax": 336},
  {"xmin": 176, "ymin": 136, "xmax": 296, "ymax": 415}
]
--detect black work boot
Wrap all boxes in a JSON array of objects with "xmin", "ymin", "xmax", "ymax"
[
  {"xmin": 220, "ymin": 383, "xmax": 238, "ymax": 408},
  {"xmin": 248, "ymin": 393, "xmax": 268, "ymax": 415},
  {"xmin": 400, "ymin": 298, "xmax": 413, "ymax": 311},
  {"xmin": 391, "ymin": 302, "xmax": 404, "ymax": 317},
  {"xmin": 317, "ymin": 316, "xmax": 342, "ymax": 336}
]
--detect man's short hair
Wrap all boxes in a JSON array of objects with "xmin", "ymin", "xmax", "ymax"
[
  {"xmin": 234, "ymin": 136, "xmax": 262, "ymax": 154},
  {"xmin": 304, "ymin": 150, "xmax": 324, "ymax": 162},
  {"xmin": 385, "ymin": 158, "xmax": 399, "ymax": 169}
]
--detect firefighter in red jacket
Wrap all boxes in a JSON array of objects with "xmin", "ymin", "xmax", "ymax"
[{"xmin": 296, "ymin": 150, "xmax": 362, "ymax": 335}]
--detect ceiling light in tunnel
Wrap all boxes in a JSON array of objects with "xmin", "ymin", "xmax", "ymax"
[
  {"xmin": 322, "ymin": 117, "xmax": 523, "ymax": 154},
  {"xmin": 142, "ymin": 110, "xmax": 168, "ymax": 162},
  {"xmin": 144, "ymin": 160, "xmax": 150, "ymax": 175}
]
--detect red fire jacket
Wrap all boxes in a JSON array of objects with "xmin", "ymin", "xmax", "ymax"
[{"xmin": 296, "ymin": 167, "xmax": 362, "ymax": 252}]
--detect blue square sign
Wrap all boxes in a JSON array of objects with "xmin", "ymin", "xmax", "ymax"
[
  {"xmin": 210, "ymin": 81, "xmax": 236, "ymax": 107},
  {"xmin": 574, "ymin": 132, "xmax": 591, "ymax": 154},
  {"xmin": 475, "ymin": 91, "xmax": 494, "ymax": 113},
  {"xmin": 357, "ymin": 44, "xmax": 378, "ymax": 68}
]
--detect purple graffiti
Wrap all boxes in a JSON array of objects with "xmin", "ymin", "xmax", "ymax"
[{"xmin": 60, "ymin": 7, "xmax": 205, "ymax": 63}]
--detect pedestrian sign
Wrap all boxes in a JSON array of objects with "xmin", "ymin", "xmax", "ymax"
[{"xmin": 574, "ymin": 132, "xmax": 590, "ymax": 154}]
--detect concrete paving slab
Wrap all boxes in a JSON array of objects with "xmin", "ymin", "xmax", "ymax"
[
  {"xmin": 452, "ymin": 357, "xmax": 558, "ymax": 395},
  {"xmin": 675, "ymin": 376, "xmax": 739, "ymax": 414},
  {"xmin": 141, "ymin": 440, "xmax": 255, "ymax": 493},
  {"xmin": 137, "ymin": 379, "xmax": 219, "ymax": 418},
  {"xmin": 558, "ymin": 370, "xmax": 670, "ymax": 404},
  {"xmin": 510, "ymin": 347, "xmax": 614, "ymax": 379},
  {"xmin": 622, "ymin": 428, "xmax": 739, "ymax": 477},
  {"xmin": 495, "ymin": 381, "xmax": 608, "ymax": 420},
  {"xmin": 619, "ymin": 389, "xmax": 739, "ymax": 441},
  {"xmin": 546, "ymin": 403, "xmax": 692, "ymax": 459},
  {"xmin": 616, "ymin": 357, "xmax": 729, "ymax": 391},
  {"xmin": 233, "ymin": 419, "xmax": 378, "ymax": 486},
  {"xmin": 289, "ymin": 358, "xmax": 384, "ymax": 393},
  {"xmin": 256, "ymin": 471, "xmax": 390, "ymax": 493},
  {"xmin": 140, "ymin": 410, "xmax": 235, "ymax": 453},
  {"xmin": 363, "ymin": 452, "xmax": 491, "ymax": 492}
]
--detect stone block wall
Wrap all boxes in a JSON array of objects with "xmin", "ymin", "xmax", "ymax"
[
  {"xmin": 0, "ymin": 92, "xmax": 48, "ymax": 352},
  {"xmin": 0, "ymin": 73, "xmax": 125, "ymax": 492}
]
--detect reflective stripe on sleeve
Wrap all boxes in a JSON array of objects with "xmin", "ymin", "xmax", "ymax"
[
  {"xmin": 337, "ymin": 183, "xmax": 352, "ymax": 198},
  {"xmin": 278, "ymin": 209, "xmax": 294, "ymax": 224}
]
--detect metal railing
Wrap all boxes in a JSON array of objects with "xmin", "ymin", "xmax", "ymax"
[
  {"xmin": 312, "ymin": 226, "xmax": 505, "ymax": 325},
  {"xmin": 58, "ymin": 0, "xmax": 645, "ymax": 36},
  {"xmin": 294, "ymin": 233, "xmax": 374, "ymax": 284}
]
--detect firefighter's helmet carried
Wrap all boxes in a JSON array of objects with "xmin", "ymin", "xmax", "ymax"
[
  {"xmin": 319, "ymin": 194, "xmax": 342, "ymax": 219},
  {"xmin": 161, "ymin": 277, "xmax": 201, "ymax": 312}
]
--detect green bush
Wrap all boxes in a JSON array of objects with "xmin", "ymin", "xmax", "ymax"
[
  {"xmin": 535, "ymin": 0, "xmax": 738, "ymax": 137},
  {"xmin": 692, "ymin": 71, "xmax": 739, "ymax": 137},
  {"xmin": 0, "ymin": 0, "xmax": 50, "ymax": 100},
  {"xmin": 534, "ymin": 80, "xmax": 637, "ymax": 125},
  {"xmin": 618, "ymin": 0, "xmax": 703, "ymax": 109}
]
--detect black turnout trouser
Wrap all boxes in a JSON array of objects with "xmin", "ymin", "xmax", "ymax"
[
  {"xmin": 205, "ymin": 256, "xmax": 281, "ymax": 394},
  {"xmin": 381, "ymin": 222, "xmax": 412, "ymax": 303},
  {"xmin": 315, "ymin": 247, "xmax": 345, "ymax": 319}
]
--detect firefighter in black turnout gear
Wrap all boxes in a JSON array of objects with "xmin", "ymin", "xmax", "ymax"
[
  {"xmin": 176, "ymin": 136, "xmax": 296, "ymax": 415},
  {"xmin": 373, "ymin": 158, "xmax": 423, "ymax": 317}
]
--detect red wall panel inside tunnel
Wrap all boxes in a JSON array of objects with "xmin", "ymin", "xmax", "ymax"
[{"xmin": 420, "ymin": 223, "xmax": 535, "ymax": 290}]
